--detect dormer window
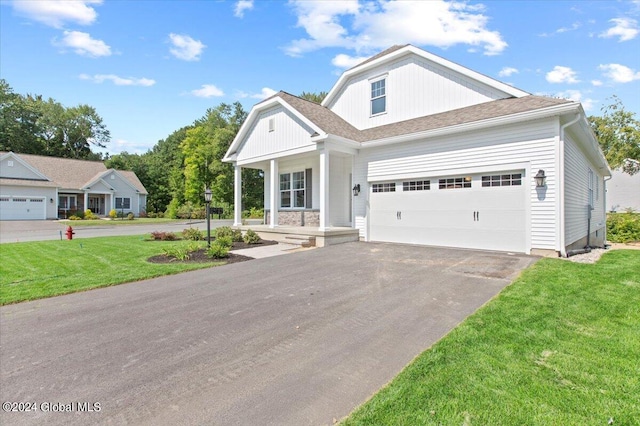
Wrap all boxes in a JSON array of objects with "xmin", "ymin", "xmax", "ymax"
[{"xmin": 370, "ymin": 77, "xmax": 386, "ymax": 116}]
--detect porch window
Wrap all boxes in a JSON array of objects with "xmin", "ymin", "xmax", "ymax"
[
  {"xmin": 115, "ymin": 197, "xmax": 131, "ymax": 209},
  {"xmin": 59, "ymin": 195, "xmax": 77, "ymax": 211},
  {"xmin": 280, "ymin": 171, "xmax": 306, "ymax": 208}
]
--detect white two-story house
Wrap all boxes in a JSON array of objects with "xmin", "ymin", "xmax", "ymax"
[{"xmin": 223, "ymin": 45, "xmax": 610, "ymax": 256}]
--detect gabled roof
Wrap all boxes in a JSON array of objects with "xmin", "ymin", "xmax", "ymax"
[
  {"xmin": 322, "ymin": 44, "xmax": 529, "ymax": 107},
  {"xmin": 0, "ymin": 152, "xmax": 148, "ymax": 193}
]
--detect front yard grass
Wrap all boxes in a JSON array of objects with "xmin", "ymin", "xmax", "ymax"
[
  {"xmin": 0, "ymin": 235, "xmax": 223, "ymax": 305},
  {"xmin": 343, "ymin": 250, "xmax": 640, "ymax": 426},
  {"xmin": 62, "ymin": 218, "xmax": 191, "ymax": 226}
]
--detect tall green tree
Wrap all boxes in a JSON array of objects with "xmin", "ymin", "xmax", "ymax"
[
  {"xmin": 299, "ymin": 91, "xmax": 328, "ymax": 104},
  {"xmin": 589, "ymin": 96, "xmax": 640, "ymax": 175}
]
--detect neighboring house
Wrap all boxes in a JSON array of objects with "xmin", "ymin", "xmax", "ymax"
[
  {"xmin": 223, "ymin": 44, "xmax": 610, "ymax": 256},
  {"xmin": 607, "ymin": 160, "xmax": 640, "ymax": 212},
  {"xmin": 0, "ymin": 152, "xmax": 148, "ymax": 220}
]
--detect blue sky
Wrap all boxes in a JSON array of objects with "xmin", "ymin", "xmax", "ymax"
[{"xmin": 1, "ymin": 0, "xmax": 639, "ymax": 156}]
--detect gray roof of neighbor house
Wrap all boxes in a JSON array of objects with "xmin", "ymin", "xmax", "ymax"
[
  {"xmin": 275, "ymin": 92, "xmax": 573, "ymax": 143},
  {"xmin": 0, "ymin": 152, "xmax": 148, "ymax": 194}
]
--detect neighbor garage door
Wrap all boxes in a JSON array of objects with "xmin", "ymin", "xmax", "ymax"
[
  {"xmin": 0, "ymin": 196, "xmax": 46, "ymax": 220},
  {"xmin": 369, "ymin": 171, "xmax": 527, "ymax": 253}
]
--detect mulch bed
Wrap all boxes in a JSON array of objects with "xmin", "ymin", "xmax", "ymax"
[{"xmin": 147, "ymin": 239, "xmax": 277, "ymax": 264}]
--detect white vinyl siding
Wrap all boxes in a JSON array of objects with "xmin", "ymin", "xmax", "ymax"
[
  {"xmin": 353, "ymin": 118, "xmax": 558, "ymax": 249},
  {"xmin": 328, "ymin": 55, "xmax": 507, "ymax": 130},
  {"xmin": 236, "ymin": 106, "xmax": 316, "ymax": 162},
  {"xmin": 564, "ymin": 134, "xmax": 606, "ymax": 246}
]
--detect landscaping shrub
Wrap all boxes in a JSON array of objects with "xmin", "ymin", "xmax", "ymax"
[
  {"xmin": 138, "ymin": 211, "xmax": 147, "ymax": 218},
  {"xmin": 84, "ymin": 209, "xmax": 99, "ymax": 220},
  {"xmin": 182, "ymin": 227, "xmax": 204, "ymax": 241},
  {"xmin": 207, "ymin": 241, "xmax": 229, "ymax": 259},
  {"xmin": 150, "ymin": 231, "xmax": 178, "ymax": 241},
  {"xmin": 242, "ymin": 207, "xmax": 264, "ymax": 219},
  {"xmin": 156, "ymin": 212, "xmax": 164, "ymax": 218},
  {"xmin": 607, "ymin": 212, "xmax": 640, "ymax": 243},
  {"xmin": 147, "ymin": 212, "xmax": 157, "ymax": 218},
  {"xmin": 215, "ymin": 226, "xmax": 243, "ymax": 242},
  {"xmin": 127, "ymin": 212, "xmax": 134, "ymax": 220},
  {"xmin": 109, "ymin": 209, "xmax": 117, "ymax": 219},
  {"xmin": 215, "ymin": 235, "xmax": 233, "ymax": 249},
  {"xmin": 243, "ymin": 229, "xmax": 261, "ymax": 244},
  {"xmin": 162, "ymin": 244, "xmax": 192, "ymax": 261},
  {"xmin": 68, "ymin": 215, "xmax": 82, "ymax": 220},
  {"xmin": 165, "ymin": 199, "xmax": 179, "ymax": 219}
]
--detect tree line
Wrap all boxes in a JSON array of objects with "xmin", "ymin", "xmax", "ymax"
[{"xmin": 1, "ymin": 79, "xmax": 637, "ymax": 217}]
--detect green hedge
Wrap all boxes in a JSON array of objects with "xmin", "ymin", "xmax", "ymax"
[{"xmin": 607, "ymin": 213, "xmax": 640, "ymax": 243}]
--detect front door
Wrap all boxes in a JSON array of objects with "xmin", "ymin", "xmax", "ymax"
[{"xmin": 88, "ymin": 196, "xmax": 104, "ymax": 215}]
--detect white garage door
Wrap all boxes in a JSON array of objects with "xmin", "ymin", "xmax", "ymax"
[
  {"xmin": 369, "ymin": 172, "xmax": 527, "ymax": 253},
  {"xmin": 0, "ymin": 196, "xmax": 46, "ymax": 220}
]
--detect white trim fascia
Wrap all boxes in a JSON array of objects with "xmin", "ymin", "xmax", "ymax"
[
  {"xmin": 318, "ymin": 134, "xmax": 361, "ymax": 150},
  {"xmin": 236, "ymin": 144, "xmax": 317, "ymax": 166},
  {"xmin": 323, "ymin": 45, "xmax": 529, "ymax": 107},
  {"xmin": 367, "ymin": 161, "xmax": 530, "ymax": 183},
  {"xmin": 223, "ymin": 96, "xmax": 325, "ymax": 162},
  {"xmin": 361, "ymin": 103, "xmax": 580, "ymax": 149},
  {"xmin": 0, "ymin": 152, "xmax": 51, "ymax": 181},
  {"xmin": 323, "ymin": 140, "xmax": 359, "ymax": 156}
]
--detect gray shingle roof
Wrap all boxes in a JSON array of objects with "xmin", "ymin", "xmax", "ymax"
[
  {"xmin": 0, "ymin": 152, "xmax": 147, "ymax": 193},
  {"xmin": 273, "ymin": 92, "xmax": 573, "ymax": 144},
  {"xmin": 346, "ymin": 44, "xmax": 410, "ymax": 71}
]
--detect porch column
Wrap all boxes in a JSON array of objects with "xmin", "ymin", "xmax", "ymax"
[
  {"xmin": 233, "ymin": 164, "xmax": 242, "ymax": 227},
  {"xmin": 83, "ymin": 192, "xmax": 88, "ymax": 213},
  {"xmin": 269, "ymin": 159, "xmax": 278, "ymax": 228},
  {"xmin": 319, "ymin": 149, "xmax": 330, "ymax": 230}
]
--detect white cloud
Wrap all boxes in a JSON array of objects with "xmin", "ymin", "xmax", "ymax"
[
  {"xmin": 498, "ymin": 67, "xmax": 518, "ymax": 77},
  {"xmin": 79, "ymin": 74, "xmax": 155, "ymax": 86},
  {"xmin": 591, "ymin": 80, "xmax": 603, "ymax": 86},
  {"xmin": 168, "ymin": 33, "xmax": 206, "ymax": 61},
  {"xmin": 54, "ymin": 30, "xmax": 111, "ymax": 57},
  {"xmin": 599, "ymin": 18, "xmax": 639, "ymax": 42},
  {"xmin": 546, "ymin": 66, "xmax": 580, "ymax": 84},
  {"xmin": 11, "ymin": 0, "xmax": 101, "ymax": 28},
  {"xmin": 331, "ymin": 53, "xmax": 368, "ymax": 69},
  {"xmin": 555, "ymin": 90, "xmax": 595, "ymax": 111},
  {"xmin": 598, "ymin": 63, "xmax": 640, "ymax": 83},
  {"xmin": 191, "ymin": 84, "xmax": 224, "ymax": 98},
  {"xmin": 251, "ymin": 87, "xmax": 277, "ymax": 99},
  {"xmin": 234, "ymin": 0, "xmax": 254, "ymax": 18},
  {"xmin": 284, "ymin": 0, "xmax": 507, "ymax": 57}
]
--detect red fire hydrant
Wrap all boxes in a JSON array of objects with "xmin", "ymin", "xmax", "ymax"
[{"xmin": 65, "ymin": 226, "xmax": 75, "ymax": 240}]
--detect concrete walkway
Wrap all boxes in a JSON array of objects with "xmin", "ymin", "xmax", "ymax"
[{"xmin": 1, "ymin": 242, "xmax": 536, "ymax": 426}]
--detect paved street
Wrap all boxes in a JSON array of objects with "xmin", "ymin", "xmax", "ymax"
[
  {"xmin": 0, "ymin": 242, "xmax": 537, "ymax": 425},
  {"xmin": 0, "ymin": 219, "xmax": 232, "ymax": 243}
]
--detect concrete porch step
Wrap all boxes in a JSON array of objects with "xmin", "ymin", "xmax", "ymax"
[{"xmin": 284, "ymin": 235, "xmax": 316, "ymax": 247}]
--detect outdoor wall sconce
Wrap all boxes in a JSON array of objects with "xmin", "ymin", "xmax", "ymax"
[
  {"xmin": 534, "ymin": 169, "xmax": 547, "ymax": 187},
  {"xmin": 50, "ymin": 198, "xmax": 54, "ymax": 203},
  {"xmin": 352, "ymin": 184, "xmax": 361, "ymax": 196}
]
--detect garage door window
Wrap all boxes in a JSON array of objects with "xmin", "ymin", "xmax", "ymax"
[
  {"xmin": 372, "ymin": 183, "xmax": 395, "ymax": 192},
  {"xmin": 403, "ymin": 180, "xmax": 430, "ymax": 191},
  {"xmin": 439, "ymin": 177, "xmax": 471, "ymax": 189},
  {"xmin": 481, "ymin": 173, "xmax": 522, "ymax": 187}
]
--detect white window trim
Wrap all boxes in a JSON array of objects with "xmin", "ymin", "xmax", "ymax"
[
  {"xmin": 279, "ymin": 171, "xmax": 306, "ymax": 209},
  {"xmin": 369, "ymin": 74, "xmax": 387, "ymax": 117}
]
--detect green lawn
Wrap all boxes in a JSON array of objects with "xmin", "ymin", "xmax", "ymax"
[
  {"xmin": 62, "ymin": 218, "xmax": 192, "ymax": 226},
  {"xmin": 343, "ymin": 250, "xmax": 640, "ymax": 426},
  {"xmin": 0, "ymin": 235, "xmax": 222, "ymax": 305}
]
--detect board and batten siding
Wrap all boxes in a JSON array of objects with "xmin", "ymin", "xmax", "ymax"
[
  {"xmin": 328, "ymin": 55, "xmax": 507, "ymax": 130},
  {"xmin": 236, "ymin": 106, "xmax": 316, "ymax": 163},
  {"xmin": 353, "ymin": 118, "xmax": 560, "ymax": 250},
  {"xmin": 564, "ymin": 133, "xmax": 606, "ymax": 246}
]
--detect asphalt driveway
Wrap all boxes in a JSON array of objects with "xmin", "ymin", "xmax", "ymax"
[{"xmin": 0, "ymin": 242, "xmax": 537, "ymax": 425}]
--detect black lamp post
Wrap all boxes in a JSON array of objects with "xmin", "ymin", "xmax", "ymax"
[{"xmin": 204, "ymin": 187, "xmax": 212, "ymax": 247}]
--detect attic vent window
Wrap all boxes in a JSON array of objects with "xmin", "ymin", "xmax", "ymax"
[
  {"xmin": 7, "ymin": 160, "xmax": 13, "ymax": 167},
  {"xmin": 110, "ymin": 175, "xmax": 115, "ymax": 180},
  {"xmin": 268, "ymin": 118, "xmax": 275, "ymax": 132}
]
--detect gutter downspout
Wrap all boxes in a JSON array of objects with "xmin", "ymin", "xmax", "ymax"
[
  {"xmin": 559, "ymin": 114, "xmax": 581, "ymax": 257},
  {"xmin": 603, "ymin": 174, "xmax": 613, "ymax": 245}
]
